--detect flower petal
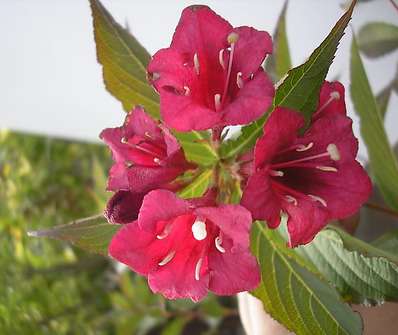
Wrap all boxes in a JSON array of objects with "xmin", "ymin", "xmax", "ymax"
[
  {"xmin": 208, "ymin": 245, "xmax": 260, "ymax": 295},
  {"xmin": 284, "ymin": 200, "xmax": 329, "ymax": 247},
  {"xmin": 231, "ymin": 26, "xmax": 272, "ymax": 79},
  {"xmin": 313, "ymin": 81, "xmax": 346, "ymax": 120},
  {"xmin": 109, "ymin": 221, "xmax": 159, "ymax": 275},
  {"xmin": 107, "ymin": 162, "xmax": 129, "ymax": 191},
  {"xmin": 254, "ymin": 108, "xmax": 304, "ymax": 168},
  {"xmin": 241, "ymin": 169, "xmax": 281, "ymax": 227},
  {"xmin": 221, "ymin": 70, "xmax": 274, "ymax": 127},
  {"xmin": 194, "ymin": 204, "xmax": 253, "ymax": 247},
  {"xmin": 138, "ymin": 190, "xmax": 190, "ymax": 232},
  {"xmin": 105, "ymin": 191, "xmax": 145, "ymax": 224},
  {"xmin": 148, "ymin": 245, "xmax": 209, "ymax": 302}
]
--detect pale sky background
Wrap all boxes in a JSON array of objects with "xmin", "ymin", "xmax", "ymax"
[{"xmin": 1, "ymin": 0, "xmax": 397, "ymax": 160}]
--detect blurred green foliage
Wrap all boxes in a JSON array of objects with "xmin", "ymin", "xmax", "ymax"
[{"xmin": 0, "ymin": 130, "xmax": 242, "ymax": 334}]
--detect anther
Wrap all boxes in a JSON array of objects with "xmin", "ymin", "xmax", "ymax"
[
  {"xmin": 121, "ymin": 137, "xmax": 128, "ymax": 144},
  {"xmin": 183, "ymin": 86, "xmax": 190, "ymax": 96},
  {"xmin": 316, "ymin": 166, "xmax": 338, "ymax": 172},
  {"xmin": 195, "ymin": 258, "xmax": 203, "ymax": 281},
  {"xmin": 144, "ymin": 131, "xmax": 152, "ymax": 139},
  {"xmin": 215, "ymin": 236, "xmax": 225, "ymax": 253},
  {"xmin": 270, "ymin": 170, "xmax": 284, "ymax": 177},
  {"xmin": 227, "ymin": 32, "xmax": 239, "ymax": 44},
  {"xmin": 285, "ymin": 195, "xmax": 298, "ymax": 206},
  {"xmin": 192, "ymin": 218, "xmax": 207, "ymax": 241},
  {"xmin": 219, "ymin": 49, "xmax": 226, "ymax": 70},
  {"xmin": 193, "ymin": 53, "xmax": 200, "ymax": 75},
  {"xmin": 296, "ymin": 142, "xmax": 313, "ymax": 152},
  {"xmin": 153, "ymin": 157, "xmax": 161, "ymax": 165},
  {"xmin": 308, "ymin": 194, "xmax": 327, "ymax": 207},
  {"xmin": 158, "ymin": 251, "xmax": 176, "ymax": 266},
  {"xmin": 236, "ymin": 72, "xmax": 243, "ymax": 88},
  {"xmin": 327, "ymin": 144, "xmax": 340, "ymax": 161},
  {"xmin": 214, "ymin": 94, "xmax": 222, "ymax": 111}
]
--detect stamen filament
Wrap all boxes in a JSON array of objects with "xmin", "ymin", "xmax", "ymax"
[
  {"xmin": 195, "ymin": 258, "xmax": 203, "ymax": 281},
  {"xmin": 219, "ymin": 49, "xmax": 226, "ymax": 70},
  {"xmin": 308, "ymin": 194, "xmax": 327, "ymax": 207},
  {"xmin": 318, "ymin": 91, "xmax": 340, "ymax": 113},
  {"xmin": 156, "ymin": 224, "xmax": 172, "ymax": 240},
  {"xmin": 158, "ymin": 251, "xmax": 176, "ymax": 266},
  {"xmin": 193, "ymin": 53, "xmax": 200, "ymax": 75},
  {"xmin": 221, "ymin": 41, "xmax": 236, "ymax": 106},
  {"xmin": 271, "ymin": 151, "xmax": 330, "ymax": 169},
  {"xmin": 215, "ymin": 236, "xmax": 225, "ymax": 253}
]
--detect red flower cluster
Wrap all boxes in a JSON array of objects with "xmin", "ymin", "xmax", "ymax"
[{"xmin": 102, "ymin": 6, "xmax": 371, "ymax": 301}]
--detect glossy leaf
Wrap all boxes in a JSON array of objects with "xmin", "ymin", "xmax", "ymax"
[
  {"xmin": 219, "ymin": 0, "xmax": 356, "ymax": 159},
  {"xmin": 251, "ymin": 222, "xmax": 363, "ymax": 335},
  {"xmin": 357, "ymin": 22, "xmax": 398, "ymax": 58},
  {"xmin": 89, "ymin": 0, "xmax": 160, "ymax": 118},
  {"xmin": 178, "ymin": 169, "xmax": 213, "ymax": 199},
  {"xmin": 265, "ymin": 0, "xmax": 292, "ymax": 82},
  {"xmin": 297, "ymin": 226, "xmax": 398, "ymax": 305},
  {"xmin": 350, "ymin": 36, "xmax": 398, "ymax": 210},
  {"xmin": 28, "ymin": 215, "xmax": 121, "ymax": 256}
]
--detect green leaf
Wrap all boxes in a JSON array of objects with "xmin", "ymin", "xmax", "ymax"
[
  {"xmin": 27, "ymin": 215, "xmax": 120, "ymax": 255},
  {"xmin": 357, "ymin": 22, "xmax": 398, "ymax": 58},
  {"xmin": 274, "ymin": 0, "xmax": 356, "ymax": 126},
  {"xmin": 178, "ymin": 169, "xmax": 213, "ymax": 199},
  {"xmin": 372, "ymin": 229, "xmax": 398, "ymax": 255},
  {"xmin": 174, "ymin": 131, "xmax": 218, "ymax": 166},
  {"xmin": 89, "ymin": 0, "xmax": 160, "ymax": 118},
  {"xmin": 297, "ymin": 226, "xmax": 398, "ymax": 305},
  {"xmin": 350, "ymin": 36, "xmax": 398, "ymax": 210},
  {"xmin": 265, "ymin": 0, "xmax": 292, "ymax": 82},
  {"xmin": 251, "ymin": 222, "xmax": 363, "ymax": 335},
  {"xmin": 219, "ymin": 1, "xmax": 356, "ymax": 159}
]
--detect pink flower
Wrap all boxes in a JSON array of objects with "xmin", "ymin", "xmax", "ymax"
[
  {"xmin": 109, "ymin": 190, "xmax": 260, "ymax": 302},
  {"xmin": 241, "ymin": 81, "xmax": 372, "ymax": 247},
  {"xmin": 100, "ymin": 106, "xmax": 192, "ymax": 193},
  {"xmin": 147, "ymin": 5, "xmax": 274, "ymax": 131}
]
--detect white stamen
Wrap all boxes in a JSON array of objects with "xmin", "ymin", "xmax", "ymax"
[
  {"xmin": 144, "ymin": 131, "xmax": 152, "ymax": 138},
  {"xmin": 183, "ymin": 86, "xmax": 190, "ymax": 96},
  {"xmin": 125, "ymin": 160, "xmax": 133, "ymax": 168},
  {"xmin": 249, "ymin": 73, "xmax": 254, "ymax": 80},
  {"xmin": 214, "ymin": 94, "xmax": 222, "ymax": 111},
  {"xmin": 215, "ymin": 236, "xmax": 225, "ymax": 253},
  {"xmin": 158, "ymin": 251, "xmax": 176, "ymax": 266},
  {"xmin": 327, "ymin": 143, "xmax": 340, "ymax": 161},
  {"xmin": 193, "ymin": 53, "xmax": 200, "ymax": 75},
  {"xmin": 121, "ymin": 137, "xmax": 128, "ymax": 144},
  {"xmin": 308, "ymin": 194, "xmax": 327, "ymax": 207},
  {"xmin": 316, "ymin": 166, "xmax": 338, "ymax": 172},
  {"xmin": 156, "ymin": 224, "xmax": 172, "ymax": 240},
  {"xmin": 192, "ymin": 218, "xmax": 207, "ymax": 241},
  {"xmin": 285, "ymin": 195, "xmax": 298, "ymax": 206},
  {"xmin": 195, "ymin": 258, "xmax": 203, "ymax": 281},
  {"xmin": 318, "ymin": 90, "xmax": 341, "ymax": 113},
  {"xmin": 219, "ymin": 49, "xmax": 226, "ymax": 70},
  {"xmin": 270, "ymin": 170, "xmax": 284, "ymax": 177},
  {"xmin": 296, "ymin": 142, "xmax": 313, "ymax": 152},
  {"xmin": 153, "ymin": 157, "xmax": 161, "ymax": 164},
  {"xmin": 236, "ymin": 72, "xmax": 243, "ymax": 88}
]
